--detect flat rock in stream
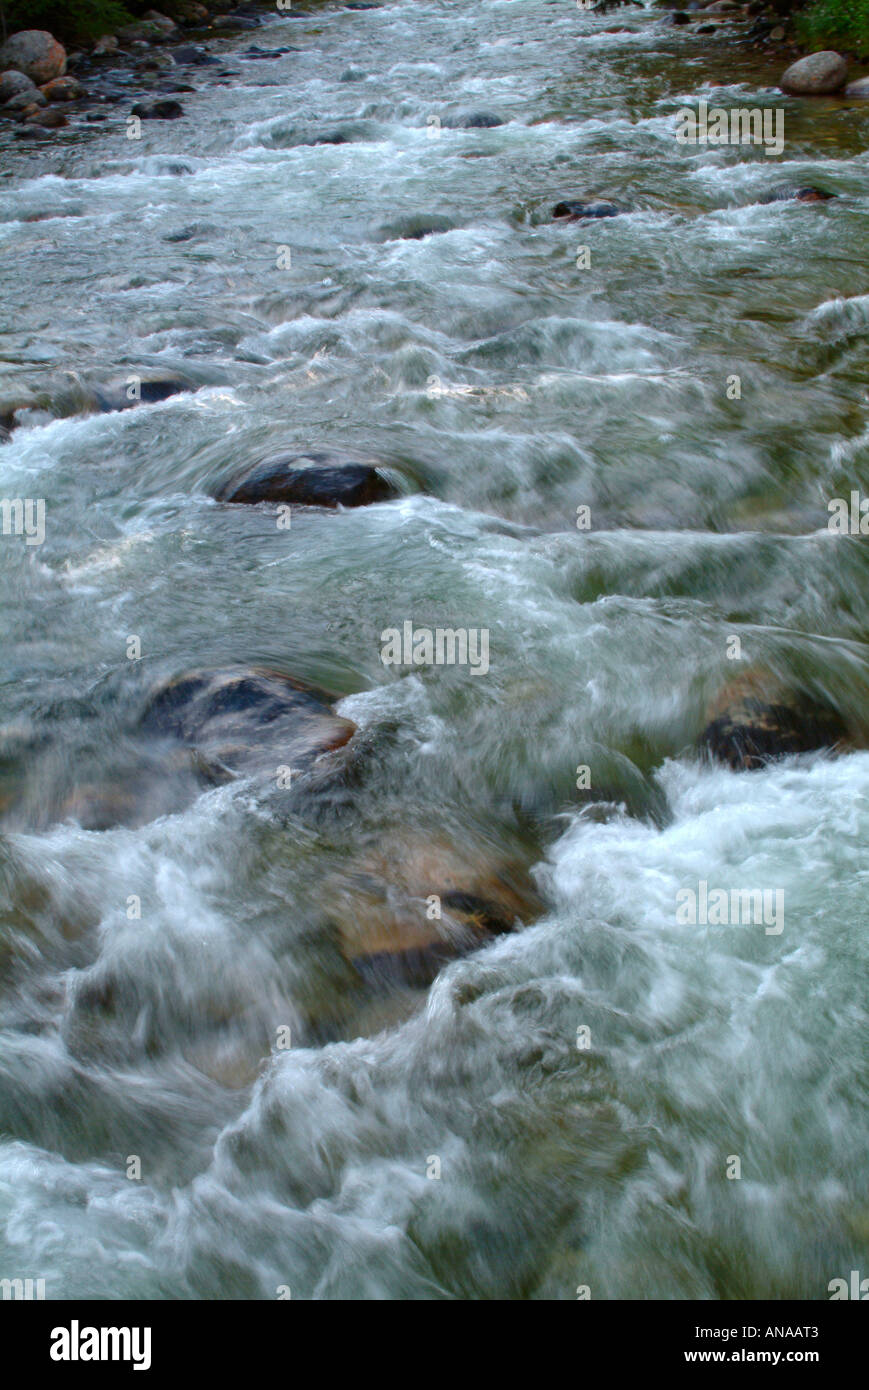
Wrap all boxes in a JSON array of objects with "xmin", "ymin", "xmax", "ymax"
[
  {"xmin": 216, "ymin": 453, "xmax": 399, "ymax": 508},
  {"xmin": 700, "ymin": 675, "xmax": 849, "ymax": 771}
]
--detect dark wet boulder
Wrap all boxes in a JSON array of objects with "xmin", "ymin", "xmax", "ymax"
[
  {"xmin": 131, "ymin": 99, "xmax": 184, "ymax": 120},
  {"xmin": 172, "ymin": 45, "xmax": 220, "ymax": 66},
  {"xmin": 91, "ymin": 375, "xmax": 193, "ymax": 412},
  {"xmin": 379, "ymin": 213, "xmax": 455, "ymax": 241},
  {"xmin": 446, "ymin": 110, "xmax": 504, "ymax": 129},
  {"xmin": 140, "ymin": 667, "xmax": 357, "ymax": 776},
  {"xmin": 758, "ymin": 186, "xmax": 835, "ymax": 205},
  {"xmin": 239, "ymin": 45, "xmax": 298, "ymax": 60},
  {"xmin": 216, "ymin": 453, "xmax": 398, "ymax": 508},
  {"xmin": 700, "ymin": 680, "xmax": 848, "ymax": 771},
  {"xmin": 553, "ymin": 199, "xmax": 627, "ymax": 221}
]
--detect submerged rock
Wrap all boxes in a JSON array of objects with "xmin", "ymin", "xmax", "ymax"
[
  {"xmin": 140, "ymin": 667, "xmax": 357, "ymax": 777},
  {"xmin": 2, "ymin": 668, "xmax": 356, "ymax": 834},
  {"xmin": 91, "ymin": 376, "xmax": 193, "ymax": 412},
  {"xmin": 329, "ymin": 836, "xmax": 543, "ymax": 988},
  {"xmin": 758, "ymin": 186, "xmax": 835, "ymax": 205},
  {"xmin": 0, "ymin": 31, "xmax": 66, "ymax": 86},
  {"xmin": 700, "ymin": 676, "xmax": 848, "ymax": 771},
  {"xmin": 780, "ymin": 52, "xmax": 848, "ymax": 96},
  {"xmin": 553, "ymin": 199, "xmax": 627, "ymax": 221},
  {"xmin": 379, "ymin": 213, "xmax": 456, "ymax": 241},
  {"xmin": 216, "ymin": 453, "xmax": 398, "ymax": 508},
  {"xmin": 447, "ymin": 110, "xmax": 504, "ymax": 128}
]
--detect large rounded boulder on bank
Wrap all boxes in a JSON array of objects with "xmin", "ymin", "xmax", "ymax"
[
  {"xmin": 779, "ymin": 52, "xmax": 848, "ymax": 96},
  {"xmin": 700, "ymin": 676, "xmax": 849, "ymax": 771},
  {"xmin": 0, "ymin": 32, "xmax": 66, "ymax": 86},
  {"xmin": 216, "ymin": 452, "xmax": 399, "ymax": 508}
]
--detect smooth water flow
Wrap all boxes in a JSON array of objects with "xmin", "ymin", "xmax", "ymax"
[{"xmin": 1, "ymin": 0, "xmax": 868, "ymax": 1299}]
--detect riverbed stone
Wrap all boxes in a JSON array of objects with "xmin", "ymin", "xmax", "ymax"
[
  {"xmin": 144, "ymin": 10, "xmax": 179, "ymax": 33},
  {"xmin": 162, "ymin": 1, "xmax": 211, "ymax": 24},
  {"xmin": 0, "ymin": 31, "xmax": 66, "ymax": 85},
  {"xmin": 0, "ymin": 70, "xmax": 37, "ymax": 102},
  {"xmin": 447, "ymin": 110, "xmax": 504, "ymax": 128},
  {"xmin": 780, "ymin": 52, "xmax": 848, "ymax": 96},
  {"xmin": 331, "ymin": 837, "xmax": 542, "ymax": 988},
  {"xmin": 5, "ymin": 88, "xmax": 47, "ymax": 110},
  {"xmin": 216, "ymin": 453, "xmax": 399, "ymax": 508},
  {"xmin": 140, "ymin": 667, "xmax": 357, "ymax": 776},
  {"xmin": 91, "ymin": 376, "xmax": 193, "ymax": 413},
  {"xmin": 172, "ymin": 44, "xmax": 221, "ymax": 66},
  {"xmin": 40, "ymin": 76, "xmax": 84, "ymax": 102},
  {"xmin": 700, "ymin": 676, "xmax": 848, "ymax": 770},
  {"xmin": 845, "ymin": 78, "xmax": 869, "ymax": 98},
  {"xmin": 553, "ymin": 198, "xmax": 627, "ymax": 220},
  {"xmin": 759, "ymin": 185, "xmax": 835, "ymax": 204},
  {"xmin": 24, "ymin": 108, "xmax": 68, "ymax": 128},
  {"xmin": 131, "ymin": 99, "xmax": 184, "ymax": 120},
  {"xmin": 117, "ymin": 20, "xmax": 171, "ymax": 44},
  {"xmin": 379, "ymin": 212, "xmax": 456, "ymax": 241}
]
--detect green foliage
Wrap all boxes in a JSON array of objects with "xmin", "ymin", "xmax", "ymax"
[
  {"xmin": 0, "ymin": 1, "xmax": 135, "ymax": 45},
  {"xmin": 796, "ymin": 0, "xmax": 869, "ymax": 52}
]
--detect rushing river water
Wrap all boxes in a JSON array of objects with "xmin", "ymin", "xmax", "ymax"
[{"xmin": 1, "ymin": 0, "xmax": 868, "ymax": 1301}]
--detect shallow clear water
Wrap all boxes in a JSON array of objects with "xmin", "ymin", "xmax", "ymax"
[{"xmin": 1, "ymin": 0, "xmax": 868, "ymax": 1299}]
